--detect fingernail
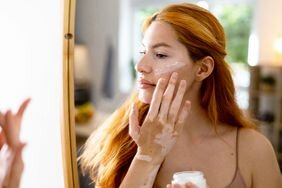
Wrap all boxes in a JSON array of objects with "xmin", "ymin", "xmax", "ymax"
[
  {"xmin": 7, "ymin": 110, "xmax": 11, "ymax": 115},
  {"xmin": 172, "ymin": 72, "xmax": 178, "ymax": 78},
  {"xmin": 159, "ymin": 78, "xmax": 165, "ymax": 85},
  {"xmin": 180, "ymin": 80, "xmax": 186, "ymax": 86},
  {"xmin": 185, "ymin": 100, "xmax": 191, "ymax": 108},
  {"xmin": 21, "ymin": 142, "xmax": 27, "ymax": 148}
]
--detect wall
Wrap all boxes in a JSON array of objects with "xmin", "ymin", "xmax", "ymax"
[
  {"xmin": 253, "ymin": 0, "xmax": 282, "ymax": 65},
  {"xmin": 75, "ymin": 0, "xmax": 120, "ymax": 111}
]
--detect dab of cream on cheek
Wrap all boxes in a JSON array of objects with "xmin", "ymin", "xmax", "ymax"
[{"xmin": 154, "ymin": 61, "xmax": 186, "ymax": 76}]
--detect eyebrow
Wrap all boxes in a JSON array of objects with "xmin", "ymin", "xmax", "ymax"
[{"xmin": 142, "ymin": 42, "xmax": 172, "ymax": 49}]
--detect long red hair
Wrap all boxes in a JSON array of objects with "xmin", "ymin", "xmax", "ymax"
[{"xmin": 79, "ymin": 3, "xmax": 255, "ymax": 188}]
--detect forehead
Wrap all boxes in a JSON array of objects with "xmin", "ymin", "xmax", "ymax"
[{"xmin": 142, "ymin": 21, "xmax": 180, "ymax": 47}]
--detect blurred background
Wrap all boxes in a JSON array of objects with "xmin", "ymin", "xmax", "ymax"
[{"xmin": 73, "ymin": 0, "xmax": 282, "ymax": 176}]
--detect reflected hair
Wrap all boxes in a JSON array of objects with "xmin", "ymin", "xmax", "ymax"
[{"xmin": 79, "ymin": 3, "xmax": 255, "ymax": 188}]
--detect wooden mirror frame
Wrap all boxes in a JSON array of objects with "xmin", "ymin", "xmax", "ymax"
[{"xmin": 62, "ymin": 0, "xmax": 79, "ymax": 187}]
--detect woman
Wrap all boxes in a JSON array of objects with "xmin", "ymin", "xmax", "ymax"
[
  {"xmin": 0, "ymin": 99, "xmax": 30, "ymax": 188},
  {"xmin": 80, "ymin": 3, "xmax": 282, "ymax": 188}
]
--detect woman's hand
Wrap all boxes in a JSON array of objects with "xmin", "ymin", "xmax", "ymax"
[
  {"xmin": 0, "ymin": 99, "xmax": 30, "ymax": 188},
  {"xmin": 129, "ymin": 72, "xmax": 191, "ymax": 164},
  {"xmin": 167, "ymin": 182, "xmax": 198, "ymax": 188}
]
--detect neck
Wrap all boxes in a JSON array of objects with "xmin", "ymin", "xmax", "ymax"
[
  {"xmin": 183, "ymin": 102, "xmax": 213, "ymax": 136},
  {"xmin": 180, "ymin": 89, "xmax": 214, "ymax": 140}
]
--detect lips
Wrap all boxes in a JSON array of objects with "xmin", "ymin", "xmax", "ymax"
[{"xmin": 137, "ymin": 79, "xmax": 156, "ymax": 89}]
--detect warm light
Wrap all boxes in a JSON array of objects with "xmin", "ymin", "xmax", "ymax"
[
  {"xmin": 74, "ymin": 45, "xmax": 91, "ymax": 84},
  {"xmin": 274, "ymin": 37, "xmax": 282, "ymax": 54},
  {"xmin": 274, "ymin": 37, "xmax": 282, "ymax": 64},
  {"xmin": 248, "ymin": 33, "xmax": 259, "ymax": 66},
  {"xmin": 197, "ymin": 1, "xmax": 209, "ymax": 10}
]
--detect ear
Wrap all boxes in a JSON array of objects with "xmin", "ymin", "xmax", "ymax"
[{"xmin": 195, "ymin": 56, "xmax": 214, "ymax": 81}]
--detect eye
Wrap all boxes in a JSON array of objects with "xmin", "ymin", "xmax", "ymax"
[
  {"xmin": 155, "ymin": 53, "xmax": 167, "ymax": 59},
  {"xmin": 139, "ymin": 51, "xmax": 146, "ymax": 55}
]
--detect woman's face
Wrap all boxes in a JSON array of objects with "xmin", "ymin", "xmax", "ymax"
[{"xmin": 136, "ymin": 21, "xmax": 198, "ymax": 104}]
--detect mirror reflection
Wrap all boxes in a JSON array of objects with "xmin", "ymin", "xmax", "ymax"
[
  {"xmin": 73, "ymin": 0, "xmax": 282, "ymax": 187},
  {"xmin": 0, "ymin": 0, "xmax": 67, "ymax": 187}
]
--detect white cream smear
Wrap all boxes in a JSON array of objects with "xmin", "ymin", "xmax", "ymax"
[
  {"xmin": 154, "ymin": 61, "xmax": 186, "ymax": 76},
  {"xmin": 138, "ymin": 127, "xmax": 176, "ymax": 188},
  {"xmin": 136, "ymin": 154, "xmax": 152, "ymax": 162}
]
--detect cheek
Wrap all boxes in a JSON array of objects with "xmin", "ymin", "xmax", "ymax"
[
  {"xmin": 153, "ymin": 61, "xmax": 186, "ymax": 77},
  {"xmin": 178, "ymin": 68, "xmax": 198, "ymax": 93},
  {"xmin": 156, "ymin": 72, "xmax": 171, "ymax": 81},
  {"xmin": 154, "ymin": 64, "xmax": 194, "ymax": 84}
]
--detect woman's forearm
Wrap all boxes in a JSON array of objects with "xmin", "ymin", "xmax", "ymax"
[{"xmin": 120, "ymin": 153, "xmax": 161, "ymax": 188}]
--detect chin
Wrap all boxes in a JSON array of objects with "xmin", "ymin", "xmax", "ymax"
[{"xmin": 138, "ymin": 90, "xmax": 153, "ymax": 104}]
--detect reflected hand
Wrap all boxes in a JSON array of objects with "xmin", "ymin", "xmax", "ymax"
[
  {"xmin": 129, "ymin": 73, "xmax": 191, "ymax": 164},
  {"xmin": 0, "ymin": 99, "xmax": 30, "ymax": 188}
]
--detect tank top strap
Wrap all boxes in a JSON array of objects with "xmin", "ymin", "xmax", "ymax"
[
  {"xmin": 226, "ymin": 128, "xmax": 247, "ymax": 188},
  {"xmin": 227, "ymin": 127, "xmax": 240, "ymax": 186},
  {"xmin": 235, "ymin": 127, "xmax": 240, "ymax": 172}
]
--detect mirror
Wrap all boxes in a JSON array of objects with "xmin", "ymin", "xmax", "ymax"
[
  {"xmin": 0, "ymin": 0, "xmax": 77, "ymax": 187},
  {"xmin": 73, "ymin": 0, "xmax": 282, "ymax": 187}
]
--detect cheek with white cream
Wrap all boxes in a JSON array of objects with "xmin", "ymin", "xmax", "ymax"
[
  {"xmin": 137, "ymin": 61, "xmax": 188, "ymax": 104},
  {"xmin": 154, "ymin": 61, "xmax": 186, "ymax": 76}
]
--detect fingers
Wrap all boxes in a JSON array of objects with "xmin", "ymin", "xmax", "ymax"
[
  {"xmin": 159, "ymin": 72, "xmax": 178, "ymax": 123},
  {"xmin": 167, "ymin": 182, "xmax": 198, "ymax": 188},
  {"xmin": 168, "ymin": 79, "xmax": 187, "ymax": 124},
  {"xmin": 185, "ymin": 182, "xmax": 198, "ymax": 188},
  {"xmin": 0, "ymin": 112, "xmax": 7, "ymax": 147},
  {"xmin": 4, "ymin": 110, "xmax": 12, "ymax": 130},
  {"xmin": 4, "ymin": 111, "xmax": 19, "ymax": 149},
  {"xmin": 129, "ymin": 103, "xmax": 141, "ymax": 142},
  {"xmin": 0, "ymin": 98, "xmax": 30, "ymax": 129},
  {"xmin": 0, "ymin": 112, "xmax": 4, "ymax": 127},
  {"xmin": 147, "ymin": 79, "xmax": 167, "ymax": 121},
  {"xmin": 147, "ymin": 72, "xmax": 189, "ymax": 128},
  {"xmin": 175, "ymin": 100, "xmax": 191, "ymax": 133},
  {"xmin": 167, "ymin": 184, "xmax": 181, "ymax": 188},
  {"xmin": 16, "ymin": 98, "xmax": 31, "ymax": 118}
]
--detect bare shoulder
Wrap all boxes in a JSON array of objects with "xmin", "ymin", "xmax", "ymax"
[
  {"xmin": 239, "ymin": 128, "xmax": 274, "ymax": 157},
  {"xmin": 239, "ymin": 128, "xmax": 271, "ymax": 145},
  {"xmin": 239, "ymin": 128, "xmax": 282, "ymax": 187}
]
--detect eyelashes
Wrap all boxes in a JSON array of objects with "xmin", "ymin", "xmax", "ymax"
[
  {"xmin": 139, "ymin": 51, "xmax": 168, "ymax": 60},
  {"xmin": 155, "ymin": 53, "xmax": 167, "ymax": 59}
]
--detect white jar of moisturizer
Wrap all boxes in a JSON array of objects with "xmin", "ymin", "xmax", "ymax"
[{"xmin": 171, "ymin": 171, "xmax": 207, "ymax": 188}]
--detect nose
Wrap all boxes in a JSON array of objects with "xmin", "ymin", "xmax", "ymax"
[{"xmin": 135, "ymin": 55, "xmax": 152, "ymax": 74}]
